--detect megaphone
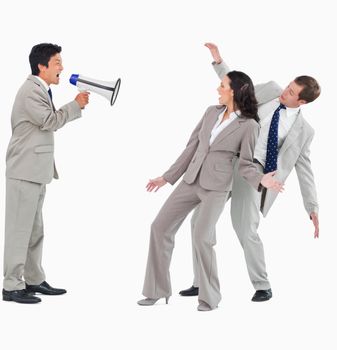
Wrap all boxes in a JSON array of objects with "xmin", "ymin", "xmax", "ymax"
[{"xmin": 69, "ymin": 74, "xmax": 121, "ymax": 106}]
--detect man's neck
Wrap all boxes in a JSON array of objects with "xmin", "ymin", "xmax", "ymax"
[{"xmin": 37, "ymin": 74, "xmax": 50, "ymax": 86}]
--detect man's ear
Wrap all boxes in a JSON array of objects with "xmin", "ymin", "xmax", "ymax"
[
  {"xmin": 38, "ymin": 63, "xmax": 47, "ymax": 73},
  {"xmin": 298, "ymin": 99, "xmax": 307, "ymax": 106}
]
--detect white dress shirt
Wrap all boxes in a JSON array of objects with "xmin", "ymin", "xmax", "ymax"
[
  {"xmin": 209, "ymin": 108, "xmax": 239, "ymax": 145},
  {"xmin": 254, "ymin": 99, "xmax": 300, "ymax": 166}
]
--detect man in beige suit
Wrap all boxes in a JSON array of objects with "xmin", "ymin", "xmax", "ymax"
[
  {"xmin": 138, "ymin": 71, "xmax": 283, "ymax": 311},
  {"xmin": 3, "ymin": 43, "xmax": 89, "ymax": 303},
  {"xmin": 180, "ymin": 43, "xmax": 320, "ymax": 302}
]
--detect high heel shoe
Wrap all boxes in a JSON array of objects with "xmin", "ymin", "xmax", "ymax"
[
  {"xmin": 197, "ymin": 301, "xmax": 216, "ymax": 311},
  {"xmin": 137, "ymin": 296, "xmax": 170, "ymax": 306}
]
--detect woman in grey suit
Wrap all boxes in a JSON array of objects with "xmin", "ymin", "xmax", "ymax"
[{"xmin": 138, "ymin": 71, "xmax": 283, "ymax": 311}]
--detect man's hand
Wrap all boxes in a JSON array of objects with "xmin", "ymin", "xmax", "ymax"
[
  {"xmin": 75, "ymin": 92, "xmax": 90, "ymax": 109},
  {"xmin": 146, "ymin": 176, "xmax": 167, "ymax": 192},
  {"xmin": 261, "ymin": 171, "xmax": 284, "ymax": 192},
  {"xmin": 310, "ymin": 212, "xmax": 319, "ymax": 238},
  {"xmin": 205, "ymin": 42, "xmax": 222, "ymax": 64}
]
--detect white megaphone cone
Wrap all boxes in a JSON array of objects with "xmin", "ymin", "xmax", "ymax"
[{"xmin": 69, "ymin": 74, "xmax": 121, "ymax": 106}]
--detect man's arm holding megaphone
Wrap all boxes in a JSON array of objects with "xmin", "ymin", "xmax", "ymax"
[{"xmin": 25, "ymin": 88, "xmax": 90, "ymax": 132}]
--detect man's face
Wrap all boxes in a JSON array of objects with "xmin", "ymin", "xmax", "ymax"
[
  {"xmin": 38, "ymin": 53, "xmax": 63, "ymax": 85},
  {"xmin": 279, "ymin": 81, "xmax": 306, "ymax": 108},
  {"xmin": 217, "ymin": 75, "xmax": 234, "ymax": 105}
]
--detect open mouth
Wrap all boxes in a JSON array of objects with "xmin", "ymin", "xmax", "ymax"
[{"xmin": 56, "ymin": 73, "xmax": 60, "ymax": 78}]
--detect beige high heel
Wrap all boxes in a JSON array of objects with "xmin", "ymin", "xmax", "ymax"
[
  {"xmin": 137, "ymin": 297, "xmax": 170, "ymax": 306},
  {"xmin": 197, "ymin": 301, "xmax": 216, "ymax": 311}
]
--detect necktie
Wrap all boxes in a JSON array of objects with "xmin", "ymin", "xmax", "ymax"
[
  {"xmin": 47, "ymin": 88, "xmax": 53, "ymax": 101},
  {"xmin": 264, "ymin": 103, "xmax": 286, "ymax": 174}
]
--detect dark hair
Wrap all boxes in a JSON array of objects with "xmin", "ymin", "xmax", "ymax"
[
  {"xmin": 227, "ymin": 70, "xmax": 259, "ymax": 123},
  {"xmin": 294, "ymin": 75, "xmax": 321, "ymax": 103},
  {"xmin": 29, "ymin": 43, "xmax": 62, "ymax": 75}
]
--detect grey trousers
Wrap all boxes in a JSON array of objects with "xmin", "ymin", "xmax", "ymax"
[
  {"xmin": 3, "ymin": 178, "xmax": 46, "ymax": 291},
  {"xmin": 192, "ymin": 161, "xmax": 271, "ymax": 291},
  {"xmin": 142, "ymin": 180, "xmax": 229, "ymax": 309}
]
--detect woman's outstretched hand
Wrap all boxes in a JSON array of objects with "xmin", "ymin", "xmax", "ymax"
[
  {"xmin": 261, "ymin": 171, "xmax": 284, "ymax": 192},
  {"xmin": 146, "ymin": 176, "xmax": 167, "ymax": 192}
]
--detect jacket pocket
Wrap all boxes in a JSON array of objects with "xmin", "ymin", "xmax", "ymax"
[
  {"xmin": 34, "ymin": 145, "xmax": 54, "ymax": 153},
  {"xmin": 214, "ymin": 162, "xmax": 232, "ymax": 172}
]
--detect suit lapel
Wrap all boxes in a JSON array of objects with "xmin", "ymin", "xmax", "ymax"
[
  {"xmin": 278, "ymin": 111, "xmax": 304, "ymax": 157},
  {"xmin": 50, "ymin": 99, "xmax": 56, "ymax": 112},
  {"xmin": 27, "ymin": 75, "xmax": 54, "ymax": 110},
  {"xmin": 210, "ymin": 116, "xmax": 243, "ymax": 147},
  {"xmin": 200, "ymin": 105, "xmax": 225, "ymax": 144}
]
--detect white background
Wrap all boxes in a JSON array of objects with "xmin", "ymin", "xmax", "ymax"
[{"xmin": 1, "ymin": 0, "xmax": 336, "ymax": 349}]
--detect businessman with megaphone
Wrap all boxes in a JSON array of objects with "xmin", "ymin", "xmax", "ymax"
[{"xmin": 3, "ymin": 43, "xmax": 90, "ymax": 304}]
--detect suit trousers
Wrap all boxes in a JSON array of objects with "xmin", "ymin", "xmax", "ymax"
[
  {"xmin": 3, "ymin": 178, "xmax": 46, "ymax": 291},
  {"xmin": 142, "ymin": 179, "xmax": 229, "ymax": 309},
  {"xmin": 191, "ymin": 161, "xmax": 271, "ymax": 290}
]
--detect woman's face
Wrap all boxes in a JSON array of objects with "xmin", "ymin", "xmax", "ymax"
[{"xmin": 217, "ymin": 75, "xmax": 234, "ymax": 106}]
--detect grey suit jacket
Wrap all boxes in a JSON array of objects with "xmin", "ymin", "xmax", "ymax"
[
  {"xmin": 6, "ymin": 75, "xmax": 82, "ymax": 184},
  {"xmin": 163, "ymin": 106, "xmax": 263, "ymax": 192},
  {"xmin": 213, "ymin": 61, "xmax": 319, "ymax": 216}
]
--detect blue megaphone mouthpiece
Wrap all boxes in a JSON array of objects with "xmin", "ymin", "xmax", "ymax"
[{"xmin": 69, "ymin": 74, "xmax": 79, "ymax": 86}]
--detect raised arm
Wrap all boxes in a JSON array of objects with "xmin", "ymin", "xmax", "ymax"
[
  {"xmin": 205, "ymin": 43, "xmax": 230, "ymax": 80},
  {"xmin": 205, "ymin": 43, "xmax": 282, "ymax": 104}
]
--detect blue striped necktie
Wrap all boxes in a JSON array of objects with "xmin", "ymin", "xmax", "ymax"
[{"xmin": 264, "ymin": 103, "xmax": 286, "ymax": 174}]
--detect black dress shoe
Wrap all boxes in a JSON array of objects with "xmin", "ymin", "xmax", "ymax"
[
  {"xmin": 2, "ymin": 289, "xmax": 41, "ymax": 304},
  {"xmin": 179, "ymin": 285, "xmax": 199, "ymax": 296},
  {"xmin": 251, "ymin": 288, "xmax": 272, "ymax": 302},
  {"xmin": 26, "ymin": 281, "xmax": 67, "ymax": 295}
]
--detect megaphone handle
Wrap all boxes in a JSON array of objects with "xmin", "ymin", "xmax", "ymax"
[{"xmin": 78, "ymin": 88, "xmax": 87, "ymax": 109}]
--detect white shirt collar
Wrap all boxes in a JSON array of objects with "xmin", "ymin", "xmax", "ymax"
[
  {"xmin": 218, "ymin": 107, "xmax": 240, "ymax": 121},
  {"xmin": 35, "ymin": 75, "xmax": 50, "ymax": 92},
  {"xmin": 285, "ymin": 106, "xmax": 300, "ymax": 115},
  {"xmin": 277, "ymin": 98, "xmax": 300, "ymax": 115}
]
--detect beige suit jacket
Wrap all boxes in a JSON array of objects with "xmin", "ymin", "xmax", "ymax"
[
  {"xmin": 6, "ymin": 75, "xmax": 82, "ymax": 184},
  {"xmin": 163, "ymin": 105, "xmax": 263, "ymax": 192}
]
